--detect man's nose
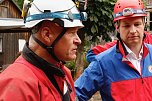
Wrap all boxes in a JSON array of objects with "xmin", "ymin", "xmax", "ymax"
[
  {"xmin": 130, "ymin": 25, "xmax": 136, "ymax": 34},
  {"xmin": 75, "ymin": 34, "xmax": 82, "ymax": 45}
]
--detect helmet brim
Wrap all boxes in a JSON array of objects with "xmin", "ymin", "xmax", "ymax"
[
  {"xmin": 113, "ymin": 13, "xmax": 147, "ymax": 22},
  {"xmin": 25, "ymin": 19, "xmax": 84, "ymax": 28}
]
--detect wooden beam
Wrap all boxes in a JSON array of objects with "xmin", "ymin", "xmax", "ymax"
[{"xmin": 0, "ymin": 28, "xmax": 30, "ymax": 33}]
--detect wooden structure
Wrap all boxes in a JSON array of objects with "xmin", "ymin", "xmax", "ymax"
[
  {"xmin": 0, "ymin": 0, "xmax": 30, "ymax": 66},
  {"xmin": 145, "ymin": 0, "xmax": 152, "ymax": 32}
]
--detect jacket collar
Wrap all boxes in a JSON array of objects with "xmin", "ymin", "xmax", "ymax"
[
  {"xmin": 116, "ymin": 40, "xmax": 149, "ymax": 61},
  {"xmin": 22, "ymin": 42, "xmax": 65, "ymax": 77}
]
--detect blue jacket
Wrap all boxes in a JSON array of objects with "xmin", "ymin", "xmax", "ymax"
[{"xmin": 75, "ymin": 42, "xmax": 152, "ymax": 101}]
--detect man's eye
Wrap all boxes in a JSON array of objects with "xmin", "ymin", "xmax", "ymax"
[
  {"xmin": 68, "ymin": 32, "xmax": 76, "ymax": 37},
  {"xmin": 134, "ymin": 23, "xmax": 141, "ymax": 26},
  {"xmin": 69, "ymin": 32, "xmax": 75, "ymax": 34},
  {"xmin": 123, "ymin": 25, "xmax": 130, "ymax": 27}
]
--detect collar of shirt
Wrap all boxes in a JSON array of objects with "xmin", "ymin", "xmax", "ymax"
[
  {"xmin": 123, "ymin": 43, "xmax": 143, "ymax": 73},
  {"xmin": 123, "ymin": 43, "xmax": 143, "ymax": 60}
]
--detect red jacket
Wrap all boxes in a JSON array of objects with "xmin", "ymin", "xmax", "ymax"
[{"xmin": 0, "ymin": 56, "xmax": 76, "ymax": 101}]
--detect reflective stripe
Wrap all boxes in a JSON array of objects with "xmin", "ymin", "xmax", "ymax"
[{"xmin": 25, "ymin": 12, "xmax": 87, "ymax": 22}]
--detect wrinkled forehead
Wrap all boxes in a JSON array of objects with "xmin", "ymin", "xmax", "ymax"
[{"xmin": 66, "ymin": 27, "xmax": 79, "ymax": 32}]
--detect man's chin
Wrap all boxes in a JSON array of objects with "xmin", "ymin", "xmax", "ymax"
[
  {"xmin": 70, "ymin": 55, "xmax": 77, "ymax": 60},
  {"xmin": 65, "ymin": 55, "xmax": 76, "ymax": 61}
]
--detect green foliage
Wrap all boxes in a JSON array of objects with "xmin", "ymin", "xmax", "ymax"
[
  {"xmin": 65, "ymin": 58, "xmax": 89, "ymax": 70},
  {"xmin": 65, "ymin": 61, "xmax": 76, "ymax": 70},
  {"xmin": 83, "ymin": 0, "xmax": 116, "ymax": 42},
  {"xmin": 13, "ymin": 0, "xmax": 24, "ymax": 9},
  {"xmin": 65, "ymin": 61, "xmax": 76, "ymax": 78},
  {"xmin": 65, "ymin": 56, "xmax": 89, "ymax": 77}
]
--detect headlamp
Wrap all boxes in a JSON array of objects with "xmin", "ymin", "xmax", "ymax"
[
  {"xmin": 114, "ymin": 8, "xmax": 146, "ymax": 18},
  {"xmin": 80, "ymin": 12, "xmax": 87, "ymax": 21},
  {"xmin": 75, "ymin": 0, "xmax": 87, "ymax": 11}
]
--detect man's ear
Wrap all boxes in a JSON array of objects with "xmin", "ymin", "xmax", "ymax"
[
  {"xmin": 114, "ymin": 23, "xmax": 120, "ymax": 33},
  {"xmin": 40, "ymin": 27, "xmax": 52, "ymax": 44}
]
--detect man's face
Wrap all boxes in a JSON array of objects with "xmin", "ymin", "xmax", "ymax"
[
  {"xmin": 54, "ymin": 27, "xmax": 81, "ymax": 61},
  {"xmin": 118, "ymin": 17, "xmax": 145, "ymax": 48}
]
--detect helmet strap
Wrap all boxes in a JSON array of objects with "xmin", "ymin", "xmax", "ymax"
[
  {"xmin": 116, "ymin": 32, "xmax": 128, "ymax": 56},
  {"xmin": 31, "ymin": 28, "xmax": 67, "ymax": 63},
  {"xmin": 48, "ymin": 28, "xmax": 67, "ymax": 63}
]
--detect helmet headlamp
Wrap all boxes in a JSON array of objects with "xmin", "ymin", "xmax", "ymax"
[{"xmin": 114, "ymin": 8, "xmax": 146, "ymax": 19}]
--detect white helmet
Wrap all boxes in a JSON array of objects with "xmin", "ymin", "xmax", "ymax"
[{"xmin": 22, "ymin": 0, "xmax": 87, "ymax": 28}]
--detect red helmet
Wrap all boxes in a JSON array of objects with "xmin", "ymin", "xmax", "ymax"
[{"xmin": 113, "ymin": 0, "xmax": 147, "ymax": 22}]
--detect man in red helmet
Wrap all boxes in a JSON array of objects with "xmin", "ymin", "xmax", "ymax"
[{"xmin": 75, "ymin": 0, "xmax": 152, "ymax": 101}]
